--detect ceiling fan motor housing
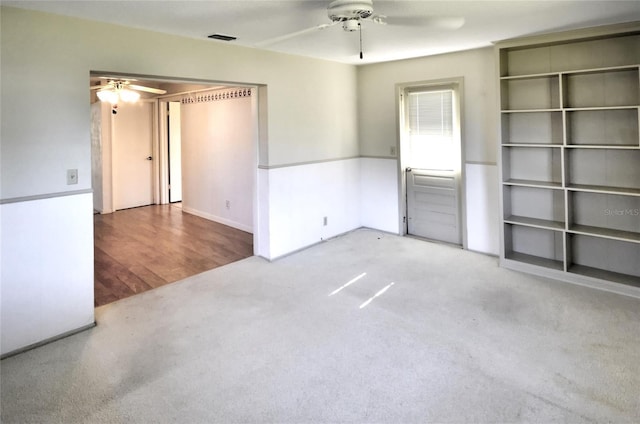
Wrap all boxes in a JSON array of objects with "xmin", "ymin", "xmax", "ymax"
[{"xmin": 328, "ymin": 0, "xmax": 374, "ymax": 22}]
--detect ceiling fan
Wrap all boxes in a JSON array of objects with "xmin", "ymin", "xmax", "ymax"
[
  {"xmin": 90, "ymin": 78, "xmax": 167, "ymax": 104},
  {"xmin": 258, "ymin": 0, "xmax": 465, "ymax": 59}
]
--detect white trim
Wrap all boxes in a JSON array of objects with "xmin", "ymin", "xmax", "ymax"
[
  {"xmin": 0, "ymin": 189, "xmax": 93, "ymax": 205},
  {"xmin": 258, "ymin": 156, "xmax": 362, "ymax": 170},
  {"xmin": 502, "ymin": 259, "xmax": 640, "ymax": 299},
  {"xmin": 0, "ymin": 322, "xmax": 96, "ymax": 360},
  {"xmin": 158, "ymin": 100, "xmax": 170, "ymax": 205},
  {"xmin": 182, "ymin": 206, "xmax": 253, "ymax": 234}
]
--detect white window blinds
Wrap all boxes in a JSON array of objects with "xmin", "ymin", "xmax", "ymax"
[
  {"xmin": 407, "ymin": 90, "xmax": 453, "ymax": 137},
  {"xmin": 406, "ymin": 88, "xmax": 456, "ymax": 170}
]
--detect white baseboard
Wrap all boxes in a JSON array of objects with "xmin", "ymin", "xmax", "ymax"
[{"xmin": 181, "ymin": 206, "xmax": 253, "ymax": 233}]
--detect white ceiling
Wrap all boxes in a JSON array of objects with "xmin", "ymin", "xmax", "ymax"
[{"xmin": 4, "ymin": 1, "xmax": 640, "ymax": 65}]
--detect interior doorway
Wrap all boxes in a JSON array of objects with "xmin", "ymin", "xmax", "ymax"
[
  {"xmin": 166, "ymin": 101, "xmax": 183, "ymax": 203},
  {"xmin": 93, "ymin": 204, "xmax": 252, "ymax": 306},
  {"xmin": 90, "ymin": 72, "xmax": 262, "ymax": 306},
  {"xmin": 398, "ymin": 78, "xmax": 466, "ymax": 247},
  {"xmin": 112, "ymin": 101, "xmax": 155, "ymax": 210}
]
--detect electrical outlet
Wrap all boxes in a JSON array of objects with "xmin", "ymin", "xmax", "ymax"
[
  {"xmin": 323, "ymin": 216, "xmax": 328, "ymax": 226},
  {"xmin": 67, "ymin": 169, "xmax": 78, "ymax": 185},
  {"xmin": 390, "ymin": 146, "xmax": 397, "ymax": 156},
  {"xmin": 226, "ymin": 200, "xmax": 231, "ymax": 210}
]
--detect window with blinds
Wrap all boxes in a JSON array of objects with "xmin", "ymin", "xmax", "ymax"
[
  {"xmin": 408, "ymin": 90, "xmax": 453, "ymax": 137},
  {"xmin": 406, "ymin": 89, "xmax": 455, "ymax": 170}
]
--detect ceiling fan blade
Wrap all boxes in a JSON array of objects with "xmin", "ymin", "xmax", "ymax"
[
  {"xmin": 374, "ymin": 15, "xmax": 465, "ymax": 30},
  {"xmin": 256, "ymin": 21, "xmax": 338, "ymax": 47},
  {"xmin": 97, "ymin": 76, "xmax": 138, "ymax": 82},
  {"xmin": 90, "ymin": 80, "xmax": 116, "ymax": 90},
  {"xmin": 128, "ymin": 84, "xmax": 167, "ymax": 95}
]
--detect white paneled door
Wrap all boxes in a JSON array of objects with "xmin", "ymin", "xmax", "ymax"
[
  {"xmin": 112, "ymin": 102, "xmax": 154, "ymax": 210},
  {"xmin": 402, "ymin": 82, "xmax": 463, "ymax": 246},
  {"xmin": 407, "ymin": 168, "xmax": 461, "ymax": 245}
]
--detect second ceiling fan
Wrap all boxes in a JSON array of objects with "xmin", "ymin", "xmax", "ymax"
[{"xmin": 90, "ymin": 78, "xmax": 167, "ymax": 105}]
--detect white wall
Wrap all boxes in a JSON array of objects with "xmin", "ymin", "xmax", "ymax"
[
  {"xmin": 267, "ymin": 159, "xmax": 361, "ymax": 259},
  {"xmin": 360, "ymin": 158, "xmax": 399, "ymax": 233},
  {"xmin": 0, "ymin": 7, "xmax": 358, "ymax": 355},
  {"xmin": 466, "ymin": 164, "xmax": 500, "ymax": 254},
  {"xmin": 181, "ymin": 92, "xmax": 254, "ymax": 232},
  {"xmin": 357, "ymin": 48, "xmax": 500, "ymax": 255},
  {"xmin": 0, "ymin": 193, "xmax": 95, "ymax": 354}
]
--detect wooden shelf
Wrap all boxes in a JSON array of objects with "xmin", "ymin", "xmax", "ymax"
[
  {"xmin": 502, "ymin": 143, "xmax": 562, "ymax": 148},
  {"xmin": 503, "ymin": 179, "xmax": 562, "ymax": 189},
  {"xmin": 505, "ymin": 215, "xmax": 565, "ymax": 230},
  {"xmin": 565, "ymin": 108, "xmax": 639, "ymax": 147},
  {"xmin": 502, "ymin": 65, "xmax": 640, "ymax": 80},
  {"xmin": 569, "ymin": 264, "xmax": 640, "ymax": 287},
  {"xmin": 565, "ymin": 145, "xmax": 640, "ymax": 150},
  {"xmin": 500, "ymin": 72, "xmax": 561, "ymax": 80},
  {"xmin": 569, "ymin": 224, "xmax": 640, "ymax": 243},
  {"xmin": 567, "ymin": 184, "xmax": 640, "ymax": 196},
  {"xmin": 564, "ymin": 106, "xmax": 639, "ymax": 111},
  {"xmin": 501, "ymin": 75, "xmax": 560, "ymax": 110},
  {"xmin": 563, "ymin": 68, "xmax": 639, "ymax": 109},
  {"xmin": 498, "ymin": 27, "xmax": 640, "ymax": 293},
  {"xmin": 505, "ymin": 252, "xmax": 565, "ymax": 271},
  {"xmin": 562, "ymin": 64, "xmax": 640, "ymax": 76},
  {"xmin": 501, "ymin": 109, "xmax": 562, "ymax": 113}
]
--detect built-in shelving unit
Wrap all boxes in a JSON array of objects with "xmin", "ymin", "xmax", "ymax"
[{"xmin": 496, "ymin": 23, "xmax": 640, "ymax": 294}]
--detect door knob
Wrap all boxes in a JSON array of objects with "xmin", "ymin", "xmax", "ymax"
[{"xmin": 146, "ymin": 156, "xmax": 153, "ymax": 160}]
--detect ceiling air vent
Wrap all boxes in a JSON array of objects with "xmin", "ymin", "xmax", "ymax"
[{"xmin": 208, "ymin": 34, "xmax": 237, "ymax": 41}]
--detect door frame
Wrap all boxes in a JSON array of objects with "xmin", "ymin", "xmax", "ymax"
[
  {"xmin": 91, "ymin": 71, "xmax": 268, "ymax": 258},
  {"xmin": 158, "ymin": 100, "xmax": 183, "ymax": 205},
  {"xmin": 395, "ymin": 77, "xmax": 468, "ymax": 249},
  {"xmin": 99, "ymin": 98, "xmax": 159, "ymax": 213}
]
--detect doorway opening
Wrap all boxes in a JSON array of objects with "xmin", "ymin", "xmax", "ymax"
[
  {"xmin": 90, "ymin": 72, "xmax": 263, "ymax": 306},
  {"xmin": 397, "ymin": 78, "xmax": 466, "ymax": 248},
  {"xmin": 166, "ymin": 101, "xmax": 183, "ymax": 204}
]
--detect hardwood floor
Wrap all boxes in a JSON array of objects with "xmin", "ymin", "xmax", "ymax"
[{"xmin": 94, "ymin": 204, "xmax": 253, "ymax": 307}]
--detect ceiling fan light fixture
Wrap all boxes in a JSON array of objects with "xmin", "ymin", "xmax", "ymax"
[
  {"xmin": 96, "ymin": 89, "xmax": 118, "ymax": 105},
  {"xmin": 119, "ymin": 88, "xmax": 140, "ymax": 103}
]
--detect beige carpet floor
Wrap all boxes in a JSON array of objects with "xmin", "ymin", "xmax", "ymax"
[{"xmin": 2, "ymin": 229, "xmax": 639, "ymax": 423}]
